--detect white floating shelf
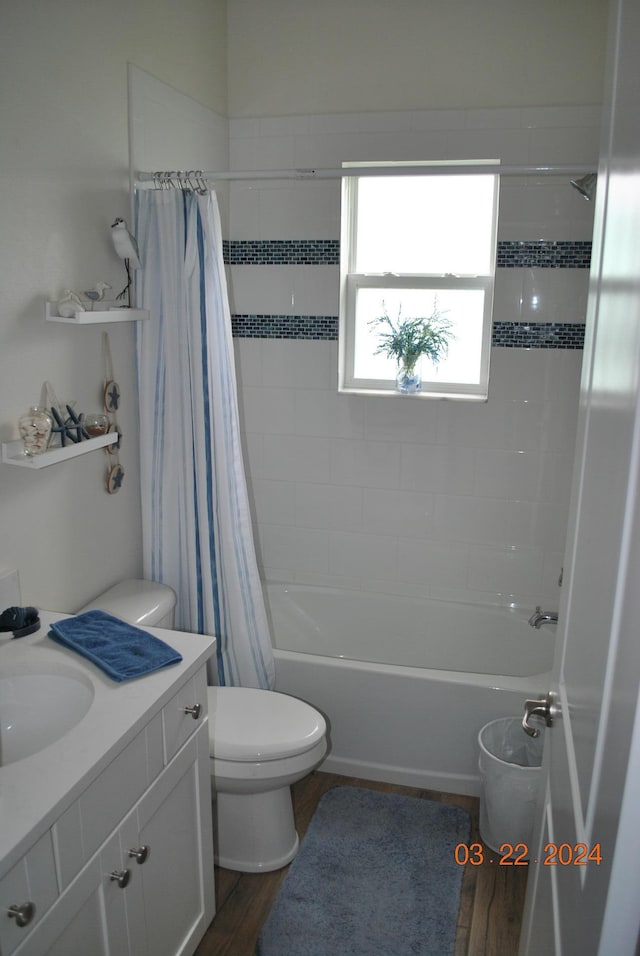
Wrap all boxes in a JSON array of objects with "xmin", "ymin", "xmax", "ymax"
[
  {"xmin": 45, "ymin": 302, "xmax": 149, "ymax": 324},
  {"xmin": 2, "ymin": 432, "xmax": 117, "ymax": 468}
]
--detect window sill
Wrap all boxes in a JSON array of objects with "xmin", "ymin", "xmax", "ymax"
[{"xmin": 338, "ymin": 385, "xmax": 488, "ymax": 402}]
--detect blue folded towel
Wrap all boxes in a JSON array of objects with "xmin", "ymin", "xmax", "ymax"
[{"xmin": 49, "ymin": 610, "xmax": 182, "ymax": 682}]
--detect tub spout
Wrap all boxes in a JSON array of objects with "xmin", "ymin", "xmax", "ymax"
[{"xmin": 528, "ymin": 606, "xmax": 558, "ymax": 629}]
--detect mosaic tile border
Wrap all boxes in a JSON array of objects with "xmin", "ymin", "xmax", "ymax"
[
  {"xmin": 231, "ymin": 314, "xmax": 339, "ymax": 339},
  {"xmin": 496, "ymin": 241, "xmax": 591, "ymax": 269},
  {"xmin": 224, "ymin": 239, "xmax": 592, "ymax": 269},
  {"xmin": 225, "ymin": 239, "xmax": 339, "ymax": 265},
  {"xmin": 492, "ymin": 321, "xmax": 585, "ymax": 349},
  {"xmin": 231, "ymin": 315, "xmax": 585, "ymax": 349}
]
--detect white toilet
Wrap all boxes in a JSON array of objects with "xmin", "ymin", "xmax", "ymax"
[{"xmin": 80, "ymin": 579, "xmax": 327, "ymax": 873}]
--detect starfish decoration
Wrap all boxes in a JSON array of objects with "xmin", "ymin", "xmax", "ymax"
[
  {"xmin": 104, "ymin": 381, "xmax": 121, "ymax": 411},
  {"xmin": 107, "ymin": 463, "xmax": 125, "ymax": 494},
  {"xmin": 50, "ymin": 405, "xmax": 90, "ymax": 445}
]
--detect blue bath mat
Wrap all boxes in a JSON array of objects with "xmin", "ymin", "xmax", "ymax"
[{"xmin": 256, "ymin": 786, "xmax": 470, "ymax": 956}]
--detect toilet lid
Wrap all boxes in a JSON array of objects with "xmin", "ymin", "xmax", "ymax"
[{"xmin": 208, "ymin": 687, "xmax": 325, "ymax": 761}]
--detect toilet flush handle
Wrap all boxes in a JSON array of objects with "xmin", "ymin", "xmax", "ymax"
[{"xmin": 183, "ymin": 703, "xmax": 202, "ymax": 720}]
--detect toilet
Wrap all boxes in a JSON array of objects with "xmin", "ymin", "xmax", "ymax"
[{"xmin": 80, "ymin": 579, "xmax": 327, "ymax": 873}]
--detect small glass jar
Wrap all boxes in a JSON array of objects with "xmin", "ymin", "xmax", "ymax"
[
  {"xmin": 83, "ymin": 412, "xmax": 110, "ymax": 438},
  {"xmin": 18, "ymin": 406, "xmax": 53, "ymax": 456}
]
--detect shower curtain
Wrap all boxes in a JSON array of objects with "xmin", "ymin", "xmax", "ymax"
[{"xmin": 135, "ymin": 188, "xmax": 275, "ymax": 690}]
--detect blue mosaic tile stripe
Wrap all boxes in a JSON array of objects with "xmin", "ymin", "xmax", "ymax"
[
  {"xmin": 225, "ymin": 239, "xmax": 340, "ymax": 265},
  {"xmin": 496, "ymin": 241, "xmax": 591, "ymax": 268},
  {"xmin": 231, "ymin": 315, "xmax": 585, "ymax": 349},
  {"xmin": 223, "ymin": 239, "xmax": 591, "ymax": 269},
  {"xmin": 231, "ymin": 314, "xmax": 339, "ymax": 339},
  {"xmin": 492, "ymin": 321, "xmax": 585, "ymax": 349}
]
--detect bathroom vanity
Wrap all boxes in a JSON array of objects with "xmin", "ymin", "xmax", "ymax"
[{"xmin": 0, "ymin": 611, "xmax": 216, "ymax": 956}]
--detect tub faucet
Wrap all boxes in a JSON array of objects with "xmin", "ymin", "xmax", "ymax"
[{"xmin": 528, "ymin": 606, "xmax": 558, "ymax": 629}]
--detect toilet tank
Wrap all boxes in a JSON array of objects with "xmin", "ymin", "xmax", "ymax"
[{"xmin": 79, "ymin": 579, "xmax": 177, "ymax": 628}]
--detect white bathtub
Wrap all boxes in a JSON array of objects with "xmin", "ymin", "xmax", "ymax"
[{"xmin": 264, "ymin": 584, "xmax": 555, "ymax": 796}]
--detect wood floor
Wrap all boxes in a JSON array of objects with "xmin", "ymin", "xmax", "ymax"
[{"xmin": 195, "ymin": 771, "xmax": 528, "ymax": 956}]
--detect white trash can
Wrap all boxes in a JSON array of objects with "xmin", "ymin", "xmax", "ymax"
[{"xmin": 478, "ymin": 716, "xmax": 544, "ymax": 853}]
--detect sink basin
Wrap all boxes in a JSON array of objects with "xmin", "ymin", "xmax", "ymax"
[{"xmin": 0, "ymin": 671, "xmax": 94, "ymax": 766}]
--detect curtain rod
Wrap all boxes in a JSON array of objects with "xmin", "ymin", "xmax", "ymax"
[{"xmin": 136, "ymin": 163, "xmax": 594, "ymax": 185}]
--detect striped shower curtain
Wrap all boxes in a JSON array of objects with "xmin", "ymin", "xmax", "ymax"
[{"xmin": 135, "ymin": 188, "xmax": 275, "ymax": 689}]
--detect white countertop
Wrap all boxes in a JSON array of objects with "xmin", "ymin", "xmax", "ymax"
[{"xmin": 0, "ymin": 609, "xmax": 216, "ymax": 876}]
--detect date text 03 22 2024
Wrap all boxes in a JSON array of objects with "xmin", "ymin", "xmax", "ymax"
[{"xmin": 454, "ymin": 843, "xmax": 603, "ymax": 866}]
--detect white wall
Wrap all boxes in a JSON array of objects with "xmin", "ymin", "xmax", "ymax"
[
  {"xmin": 227, "ymin": 0, "xmax": 609, "ymax": 117},
  {"xmin": 0, "ymin": 0, "xmax": 226, "ymax": 611},
  {"xmin": 229, "ymin": 106, "xmax": 599, "ymax": 608}
]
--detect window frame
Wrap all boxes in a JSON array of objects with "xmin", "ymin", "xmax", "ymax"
[{"xmin": 338, "ymin": 165, "xmax": 499, "ymax": 400}]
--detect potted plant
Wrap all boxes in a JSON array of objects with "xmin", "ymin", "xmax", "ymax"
[{"xmin": 369, "ymin": 298, "xmax": 453, "ymax": 393}]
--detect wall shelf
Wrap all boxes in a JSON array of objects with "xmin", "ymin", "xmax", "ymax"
[
  {"xmin": 45, "ymin": 302, "xmax": 149, "ymax": 324},
  {"xmin": 2, "ymin": 432, "xmax": 117, "ymax": 468}
]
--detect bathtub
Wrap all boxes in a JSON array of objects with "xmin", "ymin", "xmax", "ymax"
[{"xmin": 264, "ymin": 584, "xmax": 555, "ymax": 797}]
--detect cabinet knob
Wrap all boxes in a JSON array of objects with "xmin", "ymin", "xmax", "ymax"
[
  {"xmin": 109, "ymin": 869, "xmax": 131, "ymax": 889},
  {"xmin": 182, "ymin": 703, "xmax": 202, "ymax": 720},
  {"xmin": 7, "ymin": 902, "xmax": 35, "ymax": 928},
  {"xmin": 128, "ymin": 845, "xmax": 150, "ymax": 864}
]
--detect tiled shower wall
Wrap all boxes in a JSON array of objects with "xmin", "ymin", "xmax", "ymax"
[{"xmin": 228, "ymin": 106, "xmax": 599, "ymax": 609}]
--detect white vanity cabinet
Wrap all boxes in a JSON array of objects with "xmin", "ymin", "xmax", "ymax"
[{"xmin": 1, "ymin": 648, "xmax": 215, "ymax": 956}]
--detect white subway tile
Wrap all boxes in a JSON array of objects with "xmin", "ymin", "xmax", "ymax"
[
  {"xmin": 521, "ymin": 106, "xmax": 586, "ymax": 129},
  {"xmin": 295, "ymin": 389, "xmax": 364, "ymax": 439},
  {"xmin": 465, "ymin": 108, "xmax": 523, "ymax": 130},
  {"xmin": 436, "ymin": 397, "xmax": 544, "ymax": 452},
  {"xmin": 291, "ymin": 340, "xmax": 336, "ymax": 389},
  {"xmin": 400, "ymin": 443, "xmax": 475, "ymax": 495},
  {"xmin": 261, "ymin": 339, "xmax": 306, "ymax": 387},
  {"xmin": 230, "ymin": 265, "xmax": 296, "ymax": 314},
  {"xmin": 330, "ymin": 438, "xmax": 402, "ymax": 489},
  {"xmin": 234, "ymin": 338, "xmax": 263, "ymax": 388},
  {"xmin": 262, "ymin": 434, "xmax": 331, "ymax": 483},
  {"xmin": 251, "ymin": 479, "xmax": 295, "ymax": 526},
  {"xmin": 433, "ymin": 495, "xmax": 537, "ymax": 547},
  {"xmin": 466, "ymin": 546, "xmax": 544, "ymax": 594},
  {"xmin": 295, "ymin": 483, "xmax": 364, "ymax": 532},
  {"xmin": 256, "ymin": 182, "xmax": 340, "ymax": 240},
  {"xmin": 329, "ymin": 531, "xmax": 398, "ymax": 581},
  {"xmin": 363, "ymin": 395, "xmax": 439, "ymax": 444},
  {"xmin": 363, "ymin": 487, "xmax": 434, "ymax": 538},
  {"xmin": 396, "ymin": 539, "xmax": 470, "ymax": 587},
  {"xmin": 259, "ymin": 524, "xmax": 329, "ymax": 575},
  {"xmin": 292, "ymin": 265, "xmax": 339, "ymax": 314},
  {"xmin": 294, "ymin": 482, "xmax": 331, "ymax": 529},
  {"xmin": 473, "ymin": 448, "xmax": 540, "ymax": 500},
  {"xmin": 241, "ymin": 386, "xmax": 295, "ymax": 435}
]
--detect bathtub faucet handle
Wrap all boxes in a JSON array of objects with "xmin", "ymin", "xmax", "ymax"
[
  {"xmin": 528, "ymin": 606, "xmax": 558, "ymax": 628},
  {"xmin": 522, "ymin": 692, "xmax": 559, "ymax": 737}
]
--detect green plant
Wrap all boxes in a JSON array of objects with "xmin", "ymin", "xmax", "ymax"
[{"xmin": 369, "ymin": 298, "xmax": 453, "ymax": 372}]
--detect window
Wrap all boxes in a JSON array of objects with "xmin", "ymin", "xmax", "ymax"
[{"xmin": 339, "ymin": 162, "xmax": 499, "ymax": 399}]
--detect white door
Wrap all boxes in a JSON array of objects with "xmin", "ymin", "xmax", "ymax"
[{"xmin": 519, "ymin": 1, "xmax": 640, "ymax": 952}]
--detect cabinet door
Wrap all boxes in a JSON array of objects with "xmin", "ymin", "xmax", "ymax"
[
  {"xmin": 134, "ymin": 725, "xmax": 215, "ymax": 956},
  {"xmin": 13, "ymin": 830, "xmax": 129, "ymax": 956}
]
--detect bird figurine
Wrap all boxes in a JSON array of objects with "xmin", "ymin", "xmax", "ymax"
[
  {"xmin": 111, "ymin": 218, "xmax": 141, "ymax": 269},
  {"xmin": 111, "ymin": 217, "xmax": 141, "ymax": 307},
  {"xmin": 82, "ymin": 281, "xmax": 112, "ymax": 310},
  {"xmin": 57, "ymin": 289, "xmax": 85, "ymax": 318}
]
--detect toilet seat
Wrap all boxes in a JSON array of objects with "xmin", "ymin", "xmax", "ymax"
[{"xmin": 207, "ymin": 687, "xmax": 325, "ymax": 762}]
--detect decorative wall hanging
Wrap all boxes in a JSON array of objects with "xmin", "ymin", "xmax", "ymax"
[{"xmin": 102, "ymin": 332, "xmax": 124, "ymax": 494}]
